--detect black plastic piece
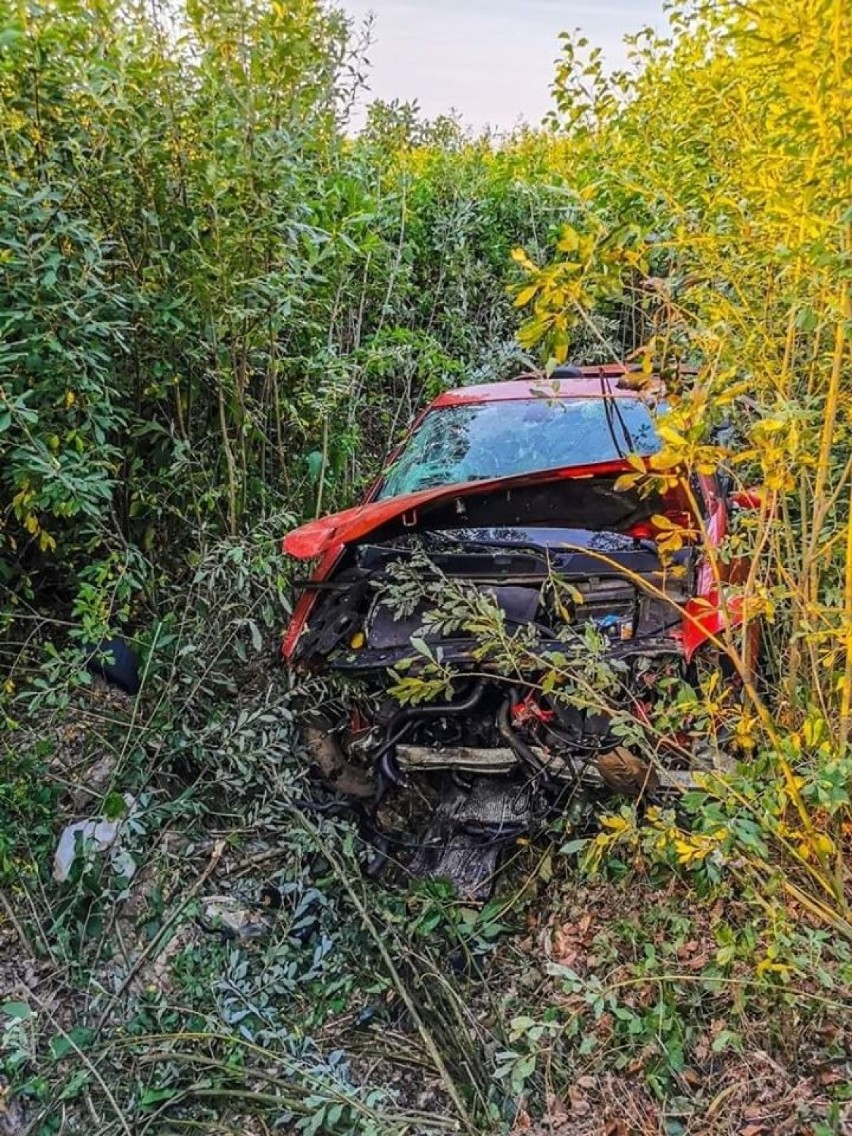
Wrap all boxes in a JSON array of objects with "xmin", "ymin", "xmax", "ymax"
[
  {"xmin": 83, "ymin": 637, "xmax": 141, "ymax": 694},
  {"xmin": 259, "ymin": 884, "xmax": 283, "ymax": 910}
]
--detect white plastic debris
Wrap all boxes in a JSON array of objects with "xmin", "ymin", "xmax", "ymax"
[
  {"xmin": 199, "ymin": 895, "xmax": 272, "ymax": 940},
  {"xmin": 52, "ymin": 795, "xmax": 136, "ymax": 882}
]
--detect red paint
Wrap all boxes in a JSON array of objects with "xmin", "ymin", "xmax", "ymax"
[
  {"xmin": 282, "ymin": 458, "xmax": 655, "ymax": 561},
  {"xmin": 512, "ymin": 696, "xmax": 555, "ymax": 726},
  {"xmin": 281, "ymin": 368, "xmax": 747, "ymax": 666},
  {"xmin": 681, "ymin": 589, "xmax": 747, "ymax": 662},
  {"xmin": 280, "ymin": 544, "xmax": 344, "ymax": 659},
  {"xmin": 729, "ymin": 488, "xmax": 765, "ymax": 510},
  {"xmin": 432, "ymin": 370, "xmax": 664, "ymax": 407}
]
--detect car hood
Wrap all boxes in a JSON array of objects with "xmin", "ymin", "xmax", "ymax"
[{"xmin": 282, "ymin": 460, "xmax": 690, "ymax": 560}]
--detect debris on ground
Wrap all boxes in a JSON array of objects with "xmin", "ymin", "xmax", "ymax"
[
  {"xmin": 52, "ymin": 794, "xmax": 136, "ymax": 882},
  {"xmin": 197, "ymin": 893, "xmax": 277, "ymax": 940}
]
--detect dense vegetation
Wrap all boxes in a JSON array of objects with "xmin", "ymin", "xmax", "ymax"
[{"xmin": 1, "ymin": 0, "xmax": 851, "ymax": 1133}]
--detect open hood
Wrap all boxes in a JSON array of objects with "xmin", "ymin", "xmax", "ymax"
[{"xmin": 283, "ymin": 460, "xmax": 690, "ymax": 560}]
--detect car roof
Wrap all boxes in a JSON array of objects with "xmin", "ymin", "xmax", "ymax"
[{"xmin": 431, "ymin": 365, "xmax": 666, "ymax": 407}]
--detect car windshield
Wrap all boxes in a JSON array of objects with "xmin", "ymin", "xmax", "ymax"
[{"xmin": 377, "ymin": 396, "xmax": 661, "ymax": 499}]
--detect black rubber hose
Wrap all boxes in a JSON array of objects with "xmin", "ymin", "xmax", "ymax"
[
  {"xmin": 371, "ymin": 723, "xmax": 415, "ymax": 769},
  {"xmin": 370, "ymin": 678, "xmax": 490, "ymax": 783},
  {"xmin": 497, "ymin": 699, "xmax": 551, "ymax": 781},
  {"xmin": 385, "ymin": 679, "xmax": 488, "ymax": 731},
  {"xmin": 377, "ymin": 749, "xmax": 406, "ymax": 788}
]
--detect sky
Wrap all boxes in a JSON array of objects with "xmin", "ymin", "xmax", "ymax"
[{"xmin": 341, "ymin": 0, "xmax": 667, "ymax": 134}]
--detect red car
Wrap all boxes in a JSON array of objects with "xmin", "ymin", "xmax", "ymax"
[{"xmin": 281, "ymin": 365, "xmax": 747, "ymax": 895}]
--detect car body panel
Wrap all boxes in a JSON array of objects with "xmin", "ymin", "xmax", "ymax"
[
  {"xmin": 282, "ymin": 458, "xmax": 686, "ymax": 561},
  {"xmin": 430, "ymin": 370, "xmax": 663, "ymax": 406},
  {"xmin": 281, "ymin": 380, "xmax": 748, "ymax": 664}
]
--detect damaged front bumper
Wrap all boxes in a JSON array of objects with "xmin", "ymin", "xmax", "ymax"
[{"xmin": 285, "ymin": 518, "xmax": 733, "ymax": 898}]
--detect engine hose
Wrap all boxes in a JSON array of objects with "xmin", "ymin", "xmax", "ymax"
[
  {"xmin": 540, "ymin": 723, "xmax": 599, "ymax": 765},
  {"xmin": 372, "ymin": 677, "xmax": 486, "ymax": 767},
  {"xmin": 377, "ymin": 749, "xmax": 406, "ymax": 788},
  {"xmin": 371, "ymin": 722, "xmax": 415, "ymax": 768},
  {"xmin": 384, "ymin": 678, "xmax": 488, "ymax": 734},
  {"xmin": 370, "ymin": 679, "xmax": 489, "ymax": 790},
  {"xmin": 497, "ymin": 699, "xmax": 551, "ymax": 782}
]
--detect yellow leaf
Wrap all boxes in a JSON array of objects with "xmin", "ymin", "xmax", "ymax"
[
  {"xmin": 657, "ymin": 423, "xmax": 686, "ymax": 446},
  {"xmin": 514, "ymin": 284, "xmax": 538, "ymax": 307},
  {"xmin": 756, "ymin": 958, "xmax": 792, "ymax": 977},
  {"xmin": 810, "ymin": 833, "xmax": 835, "ymax": 858},
  {"xmin": 600, "ymin": 814, "xmax": 630, "ymax": 833},
  {"xmin": 65, "ymin": 390, "xmax": 76, "ymax": 408},
  {"xmin": 674, "ymin": 838, "xmax": 706, "ymax": 864},
  {"xmin": 557, "ymin": 226, "xmax": 580, "ymax": 253},
  {"xmin": 752, "ymin": 417, "xmax": 785, "ymax": 436},
  {"xmin": 614, "ymin": 472, "xmax": 642, "ymax": 492},
  {"xmin": 648, "ymin": 450, "xmax": 682, "ymax": 472},
  {"xmin": 801, "ymin": 717, "xmax": 825, "ymax": 747},
  {"xmin": 511, "ymin": 247, "xmax": 537, "ymax": 272}
]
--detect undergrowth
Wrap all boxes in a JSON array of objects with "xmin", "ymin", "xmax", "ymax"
[
  {"xmin": 3, "ymin": 536, "xmax": 852, "ymax": 1135},
  {"xmin": 2, "ymin": 0, "xmax": 851, "ymax": 1131}
]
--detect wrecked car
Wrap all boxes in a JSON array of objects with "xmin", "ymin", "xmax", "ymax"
[{"xmin": 280, "ymin": 364, "xmax": 751, "ymax": 896}]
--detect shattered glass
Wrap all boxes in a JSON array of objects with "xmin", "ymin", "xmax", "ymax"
[{"xmin": 378, "ymin": 397, "xmax": 662, "ymax": 498}]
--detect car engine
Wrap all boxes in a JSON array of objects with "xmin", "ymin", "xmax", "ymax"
[{"xmin": 290, "ymin": 523, "xmax": 702, "ymax": 897}]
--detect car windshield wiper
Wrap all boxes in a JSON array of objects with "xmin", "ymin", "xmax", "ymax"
[{"xmin": 598, "ymin": 374, "xmax": 636, "ymax": 458}]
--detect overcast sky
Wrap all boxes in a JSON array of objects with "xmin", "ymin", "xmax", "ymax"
[{"xmin": 341, "ymin": 0, "xmax": 666, "ymax": 134}]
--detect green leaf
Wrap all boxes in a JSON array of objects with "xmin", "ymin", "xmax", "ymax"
[
  {"xmin": 306, "ymin": 451, "xmax": 324, "ymax": 484},
  {"xmin": 559, "ymin": 838, "xmax": 588, "ymax": 856},
  {"xmin": 139, "ymin": 1087, "xmax": 180, "ymax": 1108},
  {"xmin": 58, "ymin": 1068, "xmax": 90, "ymax": 1101},
  {"xmin": 50, "ymin": 1027, "xmax": 95, "ymax": 1060},
  {"xmin": 1, "ymin": 1001, "xmax": 32, "ymax": 1020},
  {"xmin": 102, "ymin": 791, "xmax": 128, "ymax": 821}
]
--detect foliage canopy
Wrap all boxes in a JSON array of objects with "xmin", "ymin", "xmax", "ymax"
[{"xmin": 1, "ymin": 0, "xmax": 852, "ymax": 1131}]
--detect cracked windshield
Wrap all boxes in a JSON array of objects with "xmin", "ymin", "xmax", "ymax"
[{"xmin": 378, "ymin": 396, "xmax": 662, "ymax": 496}]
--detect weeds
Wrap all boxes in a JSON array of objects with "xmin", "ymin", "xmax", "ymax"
[{"xmin": 2, "ymin": 0, "xmax": 852, "ymax": 1131}]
